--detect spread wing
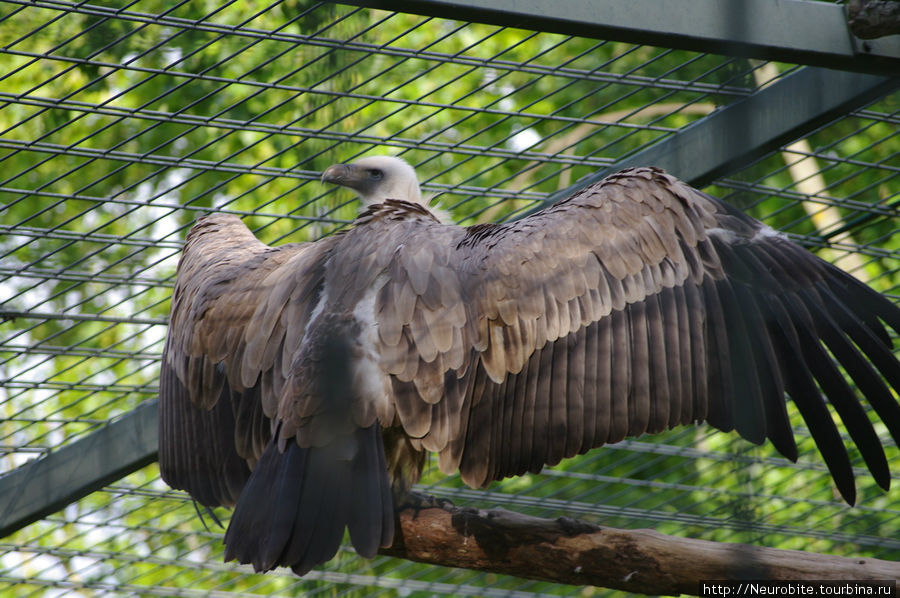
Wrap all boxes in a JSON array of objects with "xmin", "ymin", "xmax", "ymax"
[
  {"xmin": 158, "ymin": 213, "xmax": 334, "ymax": 507},
  {"xmin": 376, "ymin": 167, "xmax": 900, "ymax": 504}
]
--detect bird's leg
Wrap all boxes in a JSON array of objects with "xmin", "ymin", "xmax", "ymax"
[{"xmin": 191, "ymin": 499, "xmax": 225, "ymax": 531}]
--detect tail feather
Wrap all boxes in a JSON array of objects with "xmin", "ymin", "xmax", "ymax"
[
  {"xmin": 223, "ymin": 425, "xmax": 394, "ymax": 574},
  {"xmin": 349, "ymin": 424, "xmax": 395, "ymax": 558},
  {"xmin": 290, "ymin": 441, "xmax": 353, "ymax": 575}
]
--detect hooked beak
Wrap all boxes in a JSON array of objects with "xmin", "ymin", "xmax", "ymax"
[
  {"xmin": 321, "ymin": 163, "xmax": 351, "ymax": 185},
  {"xmin": 321, "ymin": 164, "xmax": 368, "ymax": 191},
  {"xmin": 321, "ymin": 161, "xmax": 387, "ymax": 204}
]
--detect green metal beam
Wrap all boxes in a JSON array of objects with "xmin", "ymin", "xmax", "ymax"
[
  {"xmin": 532, "ymin": 67, "xmax": 900, "ymax": 211},
  {"xmin": 336, "ymin": 0, "xmax": 900, "ymax": 76},
  {"xmin": 0, "ymin": 401, "xmax": 158, "ymax": 538}
]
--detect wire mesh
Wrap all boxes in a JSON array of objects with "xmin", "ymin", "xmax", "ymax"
[{"xmin": 1, "ymin": 1, "xmax": 898, "ymax": 596}]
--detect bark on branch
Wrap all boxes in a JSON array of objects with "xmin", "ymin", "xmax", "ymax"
[
  {"xmin": 848, "ymin": 0, "xmax": 900, "ymax": 39},
  {"xmin": 382, "ymin": 501, "xmax": 900, "ymax": 596}
]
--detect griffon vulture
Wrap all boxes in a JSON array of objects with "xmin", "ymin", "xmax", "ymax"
[{"xmin": 159, "ymin": 155, "xmax": 900, "ymax": 575}]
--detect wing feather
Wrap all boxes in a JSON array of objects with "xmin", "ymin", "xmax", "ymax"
[
  {"xmin": 683, "ymin": 281, "xmax": 708, "ymax": 424},
  {"xmin": 701, "ymin": 279, "xmax": 735, "ymax": 433},
  {"xmin": 732, "ymin": 282, "xmax": 795, "ymax": 459},
  {"xmin": 788, "ymin": 291, "xmax": 890, "ymax": 488},
  {"xmin": 662, "ymin": 285, "xmax": 686, "ymax": 427},
  {"xmin": 809, "ymin": 284, "xmax": 900, "ymax": 450},
  {"xmin": 716, "ymin": 276, "xmax": 768, "ymax": 444},
  {"xmin": 528, "ymin": 342, "xmax": 555, "ymax": 477},
  {"xmin": 607, "ymin": 307, "xmax": 631, "ymax": 444},
  {"xmin": 506, "ymin": 344, "xmax": 535, "ymax": 477},
  {"xmin": 645, "ymin": 291, "xmax": 671, "ymax": 433},
  {"xmin": 565, "ymin": 329, "xmax": 587, "ymax": 458},
  {"xmin": 766, "ymin": 293, "xmax": 857, "ymax": 501},
  {"xmin": 547, "ymin": 327, "xmax": 570, "ymax": 467},
  {"xmin": 627, "ymin": 298, "xmax": 651, "ymax": 437},
  {"xmin": 580, "ymin": 311, "xmax": 601, "ymax": 450}
]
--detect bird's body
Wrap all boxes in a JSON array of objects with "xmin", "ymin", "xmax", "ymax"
[{"xmin": 159, "ymin": 157, "xmax": 900, "ymax": 576}]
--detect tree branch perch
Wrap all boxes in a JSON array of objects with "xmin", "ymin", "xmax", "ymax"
[
  {"xmin": 848, "ymin": 0, "xmax": 900, "ymax": 39},
  {"xmin": 382, "ymin": 501, "xmax": 900, "ymax": 596}
]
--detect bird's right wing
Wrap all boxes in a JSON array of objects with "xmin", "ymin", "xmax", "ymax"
[{"xmin": 374, "ymin": 167, "xmax": 900, "ymax": 504}]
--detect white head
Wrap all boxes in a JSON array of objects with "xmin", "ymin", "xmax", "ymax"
[{"xmin": 321, "ymin": 156, "xmax": 422, "ymax": 206}]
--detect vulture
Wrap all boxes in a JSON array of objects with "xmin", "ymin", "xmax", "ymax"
[{"xmin": 159, "ymin": 155, "xmax": 900, "ymax": 576}]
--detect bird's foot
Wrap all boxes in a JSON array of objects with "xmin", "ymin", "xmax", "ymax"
[{"xmin": 397, "ymin": 490, "xmax": 455, "ymax": 517}]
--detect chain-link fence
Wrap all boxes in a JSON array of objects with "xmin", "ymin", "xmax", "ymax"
[{"xmin": 1, "ymin": 1, "xmax": 898, "ymax": 596}]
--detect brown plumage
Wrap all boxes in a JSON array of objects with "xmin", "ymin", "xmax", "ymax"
[{"xmin": 159, "ymin": 156, "xmax": 900, "ymax": 576}]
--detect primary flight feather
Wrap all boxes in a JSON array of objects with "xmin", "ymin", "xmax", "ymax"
[{"xmin": 158, "ymin": 155, "xmax": 900, "ymax": 575}]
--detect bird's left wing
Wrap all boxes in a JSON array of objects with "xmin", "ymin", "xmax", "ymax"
[
  {"xmin": 159, "ymin": 213, "xmax": 333, "ymax": 507},
  {"xmin": 374, "ymin": 167, "xmax": 900, "ymax": 503}
]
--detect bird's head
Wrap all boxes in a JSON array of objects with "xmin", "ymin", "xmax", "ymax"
[{"xmin": 321, "ymin": 156, "xmax": 422, "ymax": 206}]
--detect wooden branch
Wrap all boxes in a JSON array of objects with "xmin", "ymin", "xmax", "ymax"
[
  {"xmin": 382, "ymin": 501, "xmax": 900, "ymax": 596},
  {"xmin": 848, "ymin": 0, "xmax": 900, "ymax": 39}
]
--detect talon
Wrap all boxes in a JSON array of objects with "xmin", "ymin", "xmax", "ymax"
[{"xmin": 398, "ymin": 490, "xmax": 454, "ymax": 516}]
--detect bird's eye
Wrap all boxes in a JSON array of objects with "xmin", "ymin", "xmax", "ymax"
[{"xmin": 367, "ymin": 169, "xmax": 383, "ymax": 180}]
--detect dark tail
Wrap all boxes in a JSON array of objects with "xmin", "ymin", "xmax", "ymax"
[
  {"xmin": 222, "ymin": 321, "xmax": 394, "ymax": 574},
  {"xmin": 223, "ymin": 424, "xmax": 394, "ymax": 574}
]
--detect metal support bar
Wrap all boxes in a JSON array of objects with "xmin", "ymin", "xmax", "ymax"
[
  {"xmin": 336, "ymin": 0, "xmax": 900, "ymax": 76},
  {"xmin": 534, "ymin": 67, "xmax": 900, "ymax": 210},
  {"xmin": 0, "ymin": 401, "xmax": 158, "ymax": 538},
  {"xmin": 0, "ymin": 67, "xmax": 895, "ymax": 539}
]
